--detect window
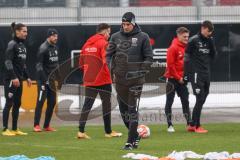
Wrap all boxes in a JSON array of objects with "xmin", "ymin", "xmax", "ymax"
[
  {"xmin": 0, "ymin": 0, "xmax": 24, "ymax": 7},
  {"xmin": 81, "ymin": 0, "xmax": 119, "ymax": 7},
  {"xmin": 28, "ymin": 0, "xmax": 66, "ymax": 7}
]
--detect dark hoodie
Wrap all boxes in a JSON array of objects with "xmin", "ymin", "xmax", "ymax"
[
  {"xmin": 35, "ymin": 40, "xmax": 60, "ymax": 85},
  {"xmin": 4, "ymin": 36, "xmax": 29, "ymax": 81},
  {"xmin": 79, "ymin": 34, "xmax": 112, "ymax": 86},
  {"xmin": 184, "ymin": 32, "xmax": 217, "ymax": 77},
  {"xmin": 106, "ymin": 24, "xmax": 153, "ymax": 86}
]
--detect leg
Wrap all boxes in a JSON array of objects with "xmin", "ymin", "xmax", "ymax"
[
  {"xmin": 176, "ymin": 84, "xmax": 191, "ymax": 125},
  {"xmin": 116, "ymin": 84, "xmax": 130, "ymax": 129},
  {"xmin": 2, "ymin": 80, "xmax": 15, "ymax": 130},
  {"xmin": 99, "ymin": 84, "xmax": 112, "ymax": 134},
  {"xmin": 43, "ymin": 84, "xmax": 57, "ymax": 128},
  {"xmin": 165, "ymin": 79, "xmax": 176, "ymax": 127},
  {"xmin": 195, "ymin": 81, "xmax": 210, "ymax": 127},
  {"xmin": 191, "ymin": 80, "xmax": 205, "ymax": 127},
  {"xmin": 79, "ymin": 86, "xmax": 98, "ymax": 132},
  {"xmin": 12, "ymin": 81, "xmax": 23, "ymax": 130},
  {"xmin": 203, "ymin": 81, "xmax": 210, "ymax": 104},
  {"xmin": 127, "ymin": 85, "xmax": 142, "ymax": 144},
  {"xmin": 34, "ymin": 82, "xmax": 47, "ymax": 126}
]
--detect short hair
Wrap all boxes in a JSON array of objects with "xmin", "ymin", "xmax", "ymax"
[
  {"xmin": 201, "ymin": 20, "xmax": 214, "ymax": 32},
  {"xmin": 176, "ymin": 27, "xmax": 190, "ymax": 35},
  {"xmin": 96, "ymin": 23, "xmax": 110, "ymax": 33}
]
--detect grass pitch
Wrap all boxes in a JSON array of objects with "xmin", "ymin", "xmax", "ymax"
[{"xmin": 0, "ymin": 123, "xmax": 240, "ymax": 160}]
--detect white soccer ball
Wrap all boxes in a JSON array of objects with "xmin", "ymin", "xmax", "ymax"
[{"xmin": 137, "ymin": 125, "xmax": 150, "ymax": 138}]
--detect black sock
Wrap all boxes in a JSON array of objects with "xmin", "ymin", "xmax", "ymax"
[
  {"xmin": 168, "ymin": 123, "xmax": 173, "ymax": 127},
  {"xmin": 79, "ymin": 126, "xmax": 85, "ymax": 133}
]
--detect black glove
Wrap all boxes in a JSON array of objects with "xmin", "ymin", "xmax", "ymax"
[{"xmin": 141, "ymin": 61, "xmax": 152, "ymax": 71}]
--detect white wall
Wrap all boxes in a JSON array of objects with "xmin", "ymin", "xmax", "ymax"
[{"xmin": 1, "ymin": 6, "xmax": 240, "ymax": 25}]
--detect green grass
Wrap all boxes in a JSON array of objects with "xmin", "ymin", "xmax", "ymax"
[{"xmin": 0, "ymin": 123, "xmax": 240, "ymax": 160}]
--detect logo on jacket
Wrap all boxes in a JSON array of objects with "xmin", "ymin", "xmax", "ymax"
[
  {"xmin": 195, "ymin": 88, "xmax": 201, "ymax": 94},
  {"xmin": 131, "ymin": 38, "xmax": 138, "ymax": 47},
  {"xmin": 198, "ymin": 42, "xmax": 207, "ymax": 48},
  {"xmin": 85, "ymin": 47, "xmax": 97, "ymax": 52},
  {"xmin": 178, "ymin": 52, "xmax": 183, "ymax": 58},
  {"xmin": 199, "ymin": 48, "xmax": 210, "ymax": 54},
  {"xmin": 17, "ymin": 47, "xmax": 27, "ymax": 60},
  {"xmin": 18, "ymin": 47, "xmax": 26, "ymax": 53},
  {"xmin": 49, "ymin": 56, "xmax": 58, "ymax": 62},
  {"xmin": 8, "ymin": 92, "xmax": 13, "ymax": 98},
  {"xmin": 18, "ymin": 54, "xmax": 26, "ymax": 59}
]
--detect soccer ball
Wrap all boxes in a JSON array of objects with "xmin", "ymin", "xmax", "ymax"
[{"xmin": 137, "ymin": 125, "xmax": 150, "ymax": 138}]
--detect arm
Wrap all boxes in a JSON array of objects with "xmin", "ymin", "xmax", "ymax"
[
  {"xmin": 184, "ymin": 37, "xmax": 195, "ymax": 75},
  {"xmin": 142, "ymin": 34, "xmax": 153, "ymax": 62},
  {"xmin": 99, "ymin": 40, "xmax": 108, "ymax": 64},
  {"xmin": 23, "ymin": 63, "xmax": 30, "ymax": 80},
  {"xmin": 106, "ymin": 36, "xmax": 117, "ymax": 69},
  {"xmin": 167, "ymin": 47, "xmax": 182, "ymax": 80},
  {"xmin": 141, "ymin": 34, "xmax": 153, "ymax": 71},
  {"xmin": 4, "ymin": 42, "xmax": 17, "ymax": 80},
  {"xmin": 184, "ymin": 37, "xmax": 195, "ymax": 62},
  {"xmin": 36, "ymin": 47, "xmax": 48, "ymax": 85},
  {"xmin": 106, "ymin": 36, "xmax": 117, "ymax": 81},
  {"xmin": 79, "ymin": 46, "xmax": 85, "ymax": 71},
  {"xmin": 23, "ymin": 63, "xmax": 32, "ymax": 87},
  {"xmin": 55, "ymin": 64, "xmax": 62, "ymax": 90},
  {"xmin": 209, "ymin": 37, "xmax": 217, "ymax": 60},
  {"xmin": 55, "ymin": 47, "xmax": 62, "ymax": 83}
]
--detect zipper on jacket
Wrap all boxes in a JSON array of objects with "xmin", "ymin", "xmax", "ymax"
[
  {"xmin": 39, "ymin": 90, "xmax": 43, "ymax": 101},
  {"xmin": 194, "ymin": 72, "xmax": 198, "ymax": 84},
  {"xmin": 9, "ymin": 80, "xmax": 12, "ymax": 88}
]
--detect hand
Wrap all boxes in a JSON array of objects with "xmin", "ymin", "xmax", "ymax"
[
  {"xmin": 141, "ymin": 61, "xmax": 152, "ymax": 70},
  {"xmin": 41, "ymin": 85, "xmax": 45, "ymax": 91},
  {"xmin": 12, "ymin": 78, "xmax": 20, "ymax": 87},
  {"xmin": 112, "ymin": 74, "xmax": 116, "ymax": 83},
  {"xmin": 57, "ymin": 82, "xmax": 62, "ymax": 90},
  {"xmin": 178, "ymin": 78, "xmax": 184, "ymax": 84},
  {"xmin": 27, "ymin": 78, "xmax": 32, "ymax": 87}
]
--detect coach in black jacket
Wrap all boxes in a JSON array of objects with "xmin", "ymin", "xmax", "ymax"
[
  {"xmin": 34, "ymin": 28, "xmax": 61, "ymax": 132},
  {"xmin": 184, "ymin": 20, "xmax": 217, "ymax": 133},
  {"xmin": 107, "ymin": 12, "xmax": 153, "ymax": 150}
]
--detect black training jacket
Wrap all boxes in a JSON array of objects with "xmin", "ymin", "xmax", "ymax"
[
  {"xmin": 184, "ymin": 33, "xmax": 217, "ymax": 76},
  {"xmin": 106, "ymin": 24, "xmax": 153, "ymax": 86},
  {"xmin": 35, "ymin": 40, "xmax": 60, "ymax": 85},
  {"xmin": 4, "ymin": 37, "xmax": 29, "ymax": 81}
]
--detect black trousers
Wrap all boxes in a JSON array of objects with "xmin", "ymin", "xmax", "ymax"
[
  {"xmin": 116, "ymin": 83, "xmax": 142, "ymax": 144},
  {"xmin": 3, "ymin": 80, "xmax": 23, "ymax": 131},
  {"xmin": 79, "ymin": 84, "xmax": 112, "ymax": 134},
  {"xmin": 165, "ymin": 78, "xmax": 191, "ymax": 127},
  {"xmin": 189, "ymin": 73, "xmax": 210, "ymax": 127},
  {"xmin": 34, "ymin": 81, "xmax": 57, "ymax": 128}
]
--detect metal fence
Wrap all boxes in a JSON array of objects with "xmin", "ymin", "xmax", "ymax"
[
  {"xmin": 1, "ymin": 0, "xmax": 240, "ymax": 24},
  {"xmin": 1, "ymin": 0, "xmax": 240, "ymax": 7}
]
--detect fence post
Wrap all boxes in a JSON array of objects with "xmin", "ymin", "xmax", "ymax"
[
  {"xmin": 120, "ymin": 0, "xmax": 129, "ymax": 7},
  {"xmin": 193, "ymin": 0, "xmax": 202, "ymax": 21},
  {"xmin": 24, "ymin": 0, "xmax": 28, "ymax": 7},
  {"xmin": 77, "ymin": 0, "xmax": 82, "ymax": 23}
]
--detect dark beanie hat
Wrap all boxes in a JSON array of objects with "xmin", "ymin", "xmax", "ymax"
[
  {"xmin": 47, "ymin": 28, "xmax": 58, "ymax": 37},
  {"xmin": 122, "ymin": 12, "xmax": 136, "ymax": 26}
]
